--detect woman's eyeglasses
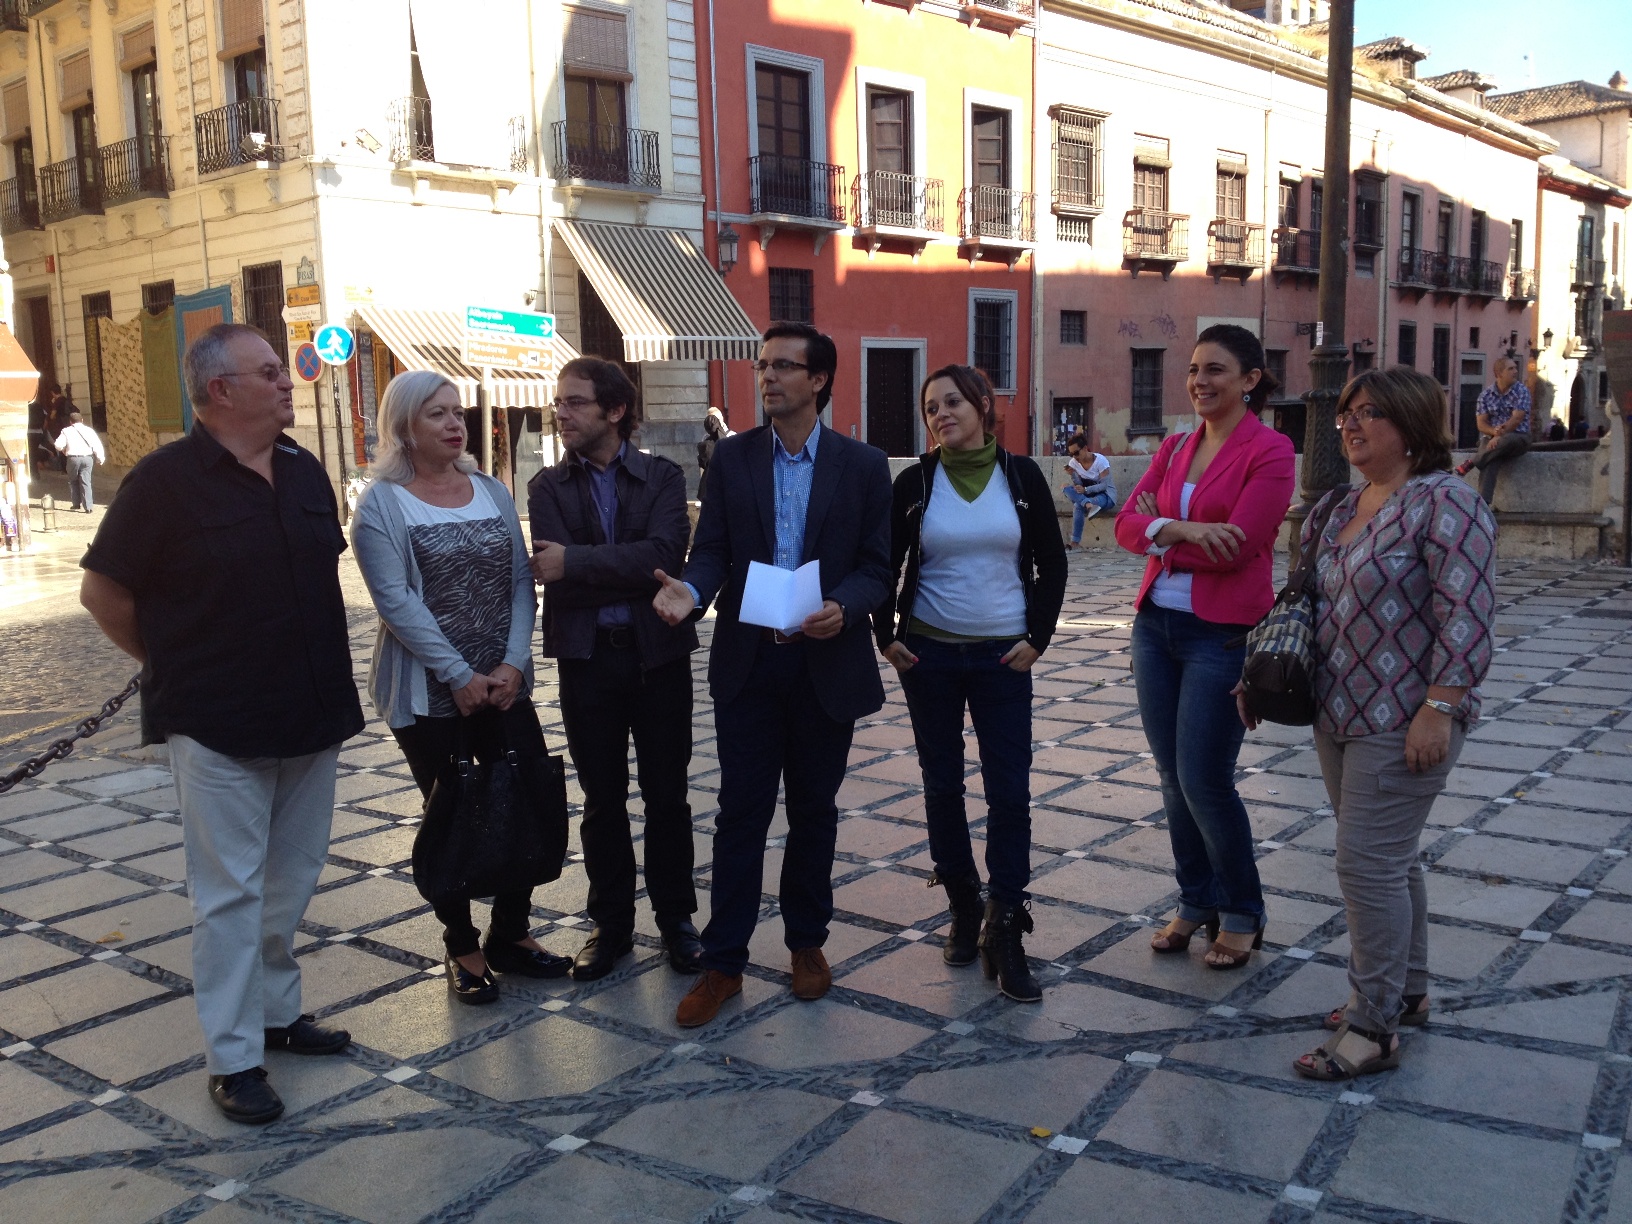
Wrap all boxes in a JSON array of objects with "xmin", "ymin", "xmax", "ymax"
[{"xmin": 1335, "ymin": 405, "xmax": 1388, "ymax": 428}]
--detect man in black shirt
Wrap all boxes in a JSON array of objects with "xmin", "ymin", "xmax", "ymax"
[{"xmin": 80, "ymin": 323, "xmax": 363, "ymax": 1126}]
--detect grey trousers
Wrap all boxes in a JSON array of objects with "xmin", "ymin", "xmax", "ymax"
[
  {"xmin": 1314, "ymin": 723, "xmax": 1465, "ymax": 1035},
  {"xmin": 169, "ymin": 735, "xmax": 340, "ymax": 1075},
  {"xmin": 1472, "ymin": 432, "xmax": 1529, "ymax": 505}
]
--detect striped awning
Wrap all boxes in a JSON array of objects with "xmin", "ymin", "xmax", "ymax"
[
  {"xmin": 353, "ymin": 305, "xmax": 578, "ymax": 410},
  {"xmin": 552, "ymin": 219, "xmax": 760, "ymax": 362}
]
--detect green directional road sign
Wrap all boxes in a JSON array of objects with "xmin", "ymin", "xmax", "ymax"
[{"xmin": 465, "ymin": 306, "xmax": 555, "ymax": 344}]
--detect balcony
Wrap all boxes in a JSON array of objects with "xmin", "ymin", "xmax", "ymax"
[
  {"xmin": 748, "ymin": 154, "xmax": 846, "ymax": 253},
  {"xmin": 0, "ymin": 0, "xmax": 25, "ymax": 32},
  {"xmin": 387, "ymin": 96, "xmax": 434, "ymax": 163},
  {"xmin": 1393, "ymin": 248, "xmax": 1468, "ymax": 297},
  {"xmin": 1440, "ymin": 255, "xmax": 1474, "ymax": 295},
  {"xmin": 195, "ymin": 97, "xmax": 282, "ymax": 176},
  {"xmin": 38, "ymin": 155, "xmax": 99, "ymax": 223},
  {"xmin": 853, "ymin": 171, "xmax": 942, "ymax": 259},
  {"xmin": 1465, "ymin": 258, "xmax": 1506, "ymax": 300},
  {"xmin": 1506, "ymin": 269, "xmax": 1537, "ymax": 303},
  {"xmin": 98, "ymin": 135, "xmax": 170, "ymax": 206},
  {"xmin": 957, "ymin": 184, "xmax": 1034, "ymax": 267},
  {"xmin": 1121, "ymin": 207, "xmax": 1188, "ymax": 278},
  {"xmin": 1271, "ymin": 226, "xmax": 1320, "ymax": 281},
  {"xmin": 1571, "ymin": 259, "xmax": 1606, "ymax": 289},
  {"xmin": 0, "ymin": 175, "xmax": 40, "ymax": 233},
  {"xmin": 1394, "ymin": 247, "xmax": 1433, "ymax": 291},
  {"xmin": 550, "ymin": 121, "xmax": 661, "ymax": 192},
  {"xmin": 1206, "ymin": 219, "xmax": 1263, "ymax": 283},
  {"xmin": 960, "ymin": 0, "xmax": 1034, "ymax": 33}
]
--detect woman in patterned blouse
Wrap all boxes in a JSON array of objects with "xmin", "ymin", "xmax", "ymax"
[{"xmin": 1260, "ymin": 366, "xmax": 1495, "ymax": 1080}]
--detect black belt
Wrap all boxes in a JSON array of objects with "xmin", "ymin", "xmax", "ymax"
[
  {"xmin": 759, "ymin": 628, "xmax": 806, "ymax": 644},
  {"xmin": 596, "ymin": 625, "xmax": 636, "ymax": 649}
]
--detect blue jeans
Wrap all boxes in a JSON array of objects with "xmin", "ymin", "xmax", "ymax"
[
  {"xmin": 899, "ymin": 635, "xmax": 1033, "ymax": 904},
  {"xmin": 1130, "ymin": 604, "xmax": 1264, "ymax": 934},
  {"xmin": 1063, "ymin": 484, "xmax": 1116, "ymax": 543}
]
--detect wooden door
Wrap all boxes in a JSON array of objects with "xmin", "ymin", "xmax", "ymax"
[{"xmin": 866, "ymin": 348, "xmax": 917, "ymax": 458}]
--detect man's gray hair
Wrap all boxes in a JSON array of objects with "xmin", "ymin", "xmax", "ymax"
[{"xmin": 183, "ymin": 323, "xmax": 272, "ymax": 406}]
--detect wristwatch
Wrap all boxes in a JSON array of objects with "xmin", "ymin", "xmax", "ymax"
[{"xmin": 1421, "ymin": 698, "xmax": 1457, "ymax": 717}]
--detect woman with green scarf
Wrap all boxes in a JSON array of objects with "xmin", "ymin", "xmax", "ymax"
[{"xmin": 873, "ymin": 365, "xmax": 1067, "ymax": 1002}]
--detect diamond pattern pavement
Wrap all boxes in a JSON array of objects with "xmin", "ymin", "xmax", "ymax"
[{"xmin": 3, "ymin": 550, "xmax": 1632, "ymax": 1222}]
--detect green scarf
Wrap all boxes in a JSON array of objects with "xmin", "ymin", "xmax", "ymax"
[{"xmin": 938, "ymin": 434, "xmax": 997, "ymax": 502}]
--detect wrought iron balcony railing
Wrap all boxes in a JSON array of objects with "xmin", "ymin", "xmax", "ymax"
[
  {"xmin": 0, "ymin": 174, "xmax": 40, "ymax": 233},
  {"xmin": 962, "ymin": 0, "xmax": 1035, "ymax": 23},
  {"xmin": 1442, "ymin": 255, "xmax": 1474, "ymax": 293},
  {"xmin": 550, "ymin": 121, "xmax": 661, "ymax": 190},
  {"xmin": 99, "ymin": 135, "xmax": 170, "ymax": 205},
  {"xmin": 194, "ymin": 97, "xmax": 282, "ymax": 175},
  {"xmin": 749, "ymin": 154, "xmax": 845, "ymax": 223},
  {"xmin": 1207, "ymin": 219, "xmax": 1263, "ymax": 269},
  {"xmin": 38, "ymin": 155, "xmax": 99, "ymax": 222},
  {"xmin": 854, "ymin": 171, "xmax": 942, "ymax": 232},
  {"xmin": 1466, "ymin": 258, "xmax": 1505, "ymax": 297},
  {"xmin": 387, "ymin": 96, "xmax": 435, "ymax": 163},
  {"xmin": 1571, "ymin": 258, "xmax": 1606, "ymax": 288},
  {"xmin": 1122, "ymin": 207, "xmax": 1189, "ymax": 261},
  {"xmin": 1272, "ymin": 226, "xmax": 1320, "ymax": 271},
  {"xmin": 959, "ymin": 184, "xmax": 1035, "ymax": 243},
  {"xmin": 0, "ymin": 0, "xmax": 26, "ymax": 32},
  {"xmin": 1506, "ymin": 269, "xmax": 1537, "ymax": 302},
  {"xmin": 1396, "ymin": 247, "xmax": 1434, "ymax": 285}
]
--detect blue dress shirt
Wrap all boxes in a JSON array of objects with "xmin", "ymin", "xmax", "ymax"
[{"xmin": 581, "ymin": 443, "xmax": 632, "ymax": 627}]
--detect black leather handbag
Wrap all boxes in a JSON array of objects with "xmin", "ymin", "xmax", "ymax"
[{"xmin": 411, "ymin": 705, "xmax": 569, "ymax": 907}]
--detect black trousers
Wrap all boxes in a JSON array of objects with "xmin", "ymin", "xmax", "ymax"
[
  {"xmin": 558, "ymin": 634, "xmax": 696, "ymax": 932},
  {"xmin": 392, "ymin": 705, "xmax": 539, "ymax": 957}
]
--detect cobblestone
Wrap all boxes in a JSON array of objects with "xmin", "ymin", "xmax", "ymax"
[{"xmin": 2, "ymin": 540, "xmax": 1632, "ymax": 1222}]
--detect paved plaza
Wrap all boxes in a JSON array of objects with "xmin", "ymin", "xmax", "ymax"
[{"xmin": 4, "ymin": 529, "xmax": 1632, "ymax": 1223}]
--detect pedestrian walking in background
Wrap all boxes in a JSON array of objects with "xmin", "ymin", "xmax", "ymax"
[
  {"xmin": 78, "ymin": 324, "xmax": 362, "ymax": 1125},
  {"xmin": 528, "ymin": 357, "xmax": 703, "ymax": 982},
  {"xmin": 53, "ymin": 409, "xmax": 105, "ymax": 512},
  {"xmin": 1061, "ymin": 433, "xmax": 1117, "ymax": 548},
  {"xmin": 697, "ymin": 405, "xmax": 732, "ymax": 493},
  {"xmin": 1256, "ymin": 368, "xmax": 1495, "ymax": 1080},
  {"xmin": 654, "ymin": 322, "xmax": 892, "ymax": 1027},
  {"xmin": 351, "ymin": 370, "xmax": 572, "ymax": 1005},
  {"xmin": 1454, "ymin": 356, "xmax": 1530, "ymax": 504},
  {"xmin": 1115, "ymin": 323, "xmax": 1295, "ymax": 970},
  {"xmin": 874, "ymin": 365, "xmax": 1066, "ymax": 1002}
]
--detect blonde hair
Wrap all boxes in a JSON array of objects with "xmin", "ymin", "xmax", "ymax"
[{"xmin": 371, "ymin": 370, "xmax": 476, "ymax": 483}]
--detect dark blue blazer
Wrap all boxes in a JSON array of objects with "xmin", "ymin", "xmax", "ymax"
[{"xmin": 683, "ymin": 422, "xmax": 893, "ymax": 723}]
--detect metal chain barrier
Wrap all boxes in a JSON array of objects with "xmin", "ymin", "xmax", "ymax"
[{"xmin": 0, "ymin": 676, "xmax": 142, "ymax": 795}]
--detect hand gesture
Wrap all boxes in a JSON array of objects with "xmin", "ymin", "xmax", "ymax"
[
  {"xmin": 488, "ymin": 663, "xmax": 525, "ymax": 711},
  {"xmin": 802, "ymin": 599, "xmax": 845, "ymax": 640},
  {"xmin": 1178, "ymin": 520, "xmax": 1246, "ymax": 563},
  {"xmin": 1135, "ymin": 491, "xmax": 1159, "ymax": 516},
  {"xmin": 530, "ymin": 541, "xmax": 567, "ymax": 584},
  {"xmin": 1000, "ymin": 640, "xmax": 1040, "ymax": 672},
  {"xmin": 1231, "ymin": 679, "xmax": 1258, "ymax": 731},
  {"xmin": 451, "ymin": 672, "xmax": 494, "ymax": 716},
  {"xmin": 652, "ymin": 569, "xmax": 697, "ymax": 626},
  {"xmin": 1404, "ymin": 704, "xmax": 1452, "ymax": 773},
  {"xmin": 883, "ymin": 641, "xmax": 918, "ymax": 673}
]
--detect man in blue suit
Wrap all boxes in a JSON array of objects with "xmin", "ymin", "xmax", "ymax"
[{"xmin": 654, "ymin": 323, "xmax": 893, "ymax": 1027}]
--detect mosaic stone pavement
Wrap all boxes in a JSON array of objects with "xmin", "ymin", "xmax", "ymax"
[{"xmin": 4, "ymin": 548, "xmax": 1632, "ymax": 1223}]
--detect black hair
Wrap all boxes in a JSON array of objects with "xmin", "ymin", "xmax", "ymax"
[
  {"xmin": 558, "ymin": 356, "xmax": 640, "ymax": 441},
  {"xmin": 761, "ymin": 322, "xmax": 837, "ymax": 411},
  {"xmin": 1194, "ymin": 323, "xmax": 1280, "ymax": 409}
]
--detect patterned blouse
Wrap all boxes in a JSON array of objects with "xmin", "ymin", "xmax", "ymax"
[{"xmin": 1303, "ymin": 471, "xmax": 1497, "ymax": 737}]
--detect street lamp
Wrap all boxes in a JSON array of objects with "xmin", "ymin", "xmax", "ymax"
[
  {"xmin": 1542, "ymin": 327, "xmax": 1554, "ymax": 350},
  {"xmin": 716, "ymin": 223, "xmax": 739, "ymax": 276}
]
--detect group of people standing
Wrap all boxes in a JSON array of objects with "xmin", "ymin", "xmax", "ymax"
[{"xmin": 77, "ymin": 315, "xmax": 1495, "ymax": 1127}]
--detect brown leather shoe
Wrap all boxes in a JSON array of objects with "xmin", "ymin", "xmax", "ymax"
[
  {"xmin": 675, "ymin": 970, "xmax": 743, "ymax": 1027},
  {"xmin": 790, "ymin": 947, "xmax": 831, "ymax": 1001}
]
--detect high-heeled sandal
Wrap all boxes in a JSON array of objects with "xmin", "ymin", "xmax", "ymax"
[
  {"xmin": 1295, "ymin": 1021, "xmax": 1400, "ymax": 1081},
  {"xmin": 1324, "ymin": 992, "xmax": 1428, "ymax": 1032},
  {"xmin": 1204, "ymin": 924, "xmax": 1265, "ymax": 970},
  {"xmin": 445, "ymin": 952, "xmax": 499, "ymax": 1005},
  {"xmin": 1150, "ymin": 916, "xmax": 1218, "ymax": 954}
]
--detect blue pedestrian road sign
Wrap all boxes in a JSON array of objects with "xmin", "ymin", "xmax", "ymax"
[{"xmin": 314, "ymin": 324, "xmax": 356, "ymax": 365}]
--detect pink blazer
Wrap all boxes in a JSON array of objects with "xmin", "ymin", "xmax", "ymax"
[{"xmin": 1113, "ymin": 412, "xmax": 1296, "ymax": 625}]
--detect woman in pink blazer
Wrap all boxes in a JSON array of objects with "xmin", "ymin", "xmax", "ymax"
[{"xmin": 1114, "ymin": 324, "xmax": 1296, "ymax": 969}]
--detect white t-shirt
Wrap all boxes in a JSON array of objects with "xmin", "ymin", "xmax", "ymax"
[
  {"xmin": 914, "ymin": 464, "xmax": 1028, "ymax": 638},
  {"xmin": 1148, "ymin": 482, "xmax": 1197, "ymax": 613},
  {"xmin": 390, "ymin": 477, "xmax": 499, "ymax": 526},
  {"xmin": 1068, "ymin": 453, "xmax": 1111, "ymax": 484}
]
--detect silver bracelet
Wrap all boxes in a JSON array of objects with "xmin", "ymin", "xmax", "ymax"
[{"xmin": 1422, "ymin": 698, "xmax": 1457, "ymax": 717}]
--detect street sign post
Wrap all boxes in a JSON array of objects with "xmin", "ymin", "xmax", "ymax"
[
  {"xmin": 465, "ymin": 306, "xmax": 554, "ymax": 343},
  {"xmin": 461, "ymin": 334, "xmax": 551, "ymax": 371},
  {"xmin": 293, "ymin": 342, "xmax": 323, "ymax": 383},
  {"xmin": 282, "ymin": 303, "xmax": 323, "ymax": 324},
  {"xmin": 286, "ymin": 284, "xmax": 322, "ymax": 308},
  {"xmin": 461, "ymin": 306, "xmax": 555, "ymax": 374},
  {"xmin": 313, "ymin": 324, "xmax": 356, "ymax": 365}
]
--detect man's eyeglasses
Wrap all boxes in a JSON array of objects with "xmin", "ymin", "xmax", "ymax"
[
  {"xmin": 550, "ymin": 396, "xmax": 598, "ymax": 413},
  {"xmin": 220, "ymin": 366, "xmax": 290, "ymax": 383},
  {"xmin": 751, "ymin": 359, "xmax": 810, "ymax": 375},
  {"xmin": 1335, "ymin": 405, "xmax": 1388, "ymax": 428}
]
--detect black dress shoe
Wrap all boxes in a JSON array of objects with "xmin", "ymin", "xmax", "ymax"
[
  {"xmin": 658, "ymin": 920, "xmax": 704, "ymax": 974},
  {"xmin": 446, "ymin": 952, "xmax": 499, "ymax": 1004},
  {"xmin": 264, "ymin": 1014, "xmax": 350, "ymax": 1056},
  {"xmin": 483, "ymin": 939, "xmax": 572, "ymax": 978},
  {"xmin": 571, "ymin": 927, "xmax": 634, "ymax": 981},
  {"xmin": 209, "ymin": 1067, "xmax": 283, "ymax": 1125}
]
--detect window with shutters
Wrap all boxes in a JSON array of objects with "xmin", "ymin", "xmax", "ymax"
[
  {"xmin": 82, "ymin": 292, "xmax": 112, "ymax": 431},
  {"xmin": 1309, "ymin": 179, "xmax": 1324, "ymax": 236},
  {"xmin": 1436, "ymin": 199, "xmax": 1455, "ymax": 255},
  {"xmin": 1130, "ymin": 349, "xmax": 1164, "ymax": 432},
  {"xmin": 59, "ymin": 53, "xmax": 91, "ymax": 113},
  {"xmin": 866, "ymin": 88, "xmax": 910, "ymax": 175},
  {"xmin": 1509, "ymin": 218, "xmax": 1524, "ymax": 271},
  {"xmin": 1050, "ymin": 106, "xmax": 1104, "ymax": 216},
  {"xmin": 1354, "ymin": 173, "xmax": 1384, "ymax": 249},
  {"xmin": 142, "ymin": 280, "xmax": 175, "ymax": 315},
  {"xmin": 563, "ymin": 7, "xmax": 630, "ymax": 79},
  {"xmin": 242, "ymin": 262, "xmax": 287, "ymax": 365},
  {"xmin": 768, "ymin": 268, "xmax": 813, "ymax": 324},
  {"xmin": 1398, "ymin": 320, "xmax": 1418, "ymax": 368},
  {"xmin": 1265, "ymin": 349, "xmax": 1288, "ymax": 397},
  {"xmin": 2, "ymin": 80, "xmax": 28, "ymax": 142},
  {"xmin": 219, "ymin": 0, "xmax": 264, "ymax": 62},
  {"xmin": 119, "ymin": 23, "xmax": 157, "ymax": 72},
  {"xmin": 970, "ymin": 291, "xmax": 1015, "ymax": 392},
  {"xmin": 1278, "ymin": 177, "xmax": 1299, "ymax": 228},
  {"xmin": 1431, "ymin": 325, "xmax": 1451, "ymax": 385}
]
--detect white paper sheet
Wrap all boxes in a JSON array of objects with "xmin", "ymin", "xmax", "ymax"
[{"xmin": 739, "ymin": 559, "xmax": 825, "ymax": 635}]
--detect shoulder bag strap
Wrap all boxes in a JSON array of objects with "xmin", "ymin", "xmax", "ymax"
[{"xmin": 1285, "ymin": 484, "xmax": 1352, "ymax": 600}]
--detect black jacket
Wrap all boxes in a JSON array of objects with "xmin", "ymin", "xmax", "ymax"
[{"xmin": 873, "ymin": 447, "xmax": 1067, "ymax": 655}]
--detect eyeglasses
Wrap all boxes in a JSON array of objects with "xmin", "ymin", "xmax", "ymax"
[
  {"xmin": 1335, "ymin": 405, "xmax": 1388, "ymax": 428},
  {"xmin": 220, "ymin": 366, "xmax": 290, "ymax": 383},
  {"xmin": 550, "ymin": 396, "xmax": 598, "ymax": 413},
  {"xmin": 751, "ymin": 359, "xmax": 809, "ymax": 375}
]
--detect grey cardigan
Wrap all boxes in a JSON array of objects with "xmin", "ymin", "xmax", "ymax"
[{"xmin": 350, "ymin": 471, "xmax": 537, "ymax": 729}]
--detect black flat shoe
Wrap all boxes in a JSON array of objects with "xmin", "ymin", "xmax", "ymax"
[
  {"xmin": 572, "ymin": 927, "xmax": 634, "ymax": 981},
  {"xmin": 446, "ymin": 952, "xmax": 499, "ymax": 1004},
  {"xmin": 209, "ymin": 1067, "xmax": 283, "ymax": 1125},
  {"xmin": 658, "ymin": 920, "xmax": 704, "ymax": 974},
  {"xmin": 483, "ymin": 939, "xmax": 572, "ymax": 979},
  {"xmin": 264, "ymin": 1014, "xmax": 350, "ymax": 1056}
]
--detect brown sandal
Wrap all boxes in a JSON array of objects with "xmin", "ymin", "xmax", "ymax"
[
  {"xmin": 1324, "ymin": 992, "xmax": 1429, "ymax": 1032},
  {"xmin": 1295, "ymin": 1022, "xmax": 1400, "ymax": 1081},
  {"xmin": 1205, "ymin": 925, "xmax": 1264, "ymax": 970},
  {"xmin": 1150, "ymin": 917, "xmax": 1218, "ymax": 955}
]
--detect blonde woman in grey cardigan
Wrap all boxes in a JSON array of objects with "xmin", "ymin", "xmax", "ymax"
[{"xmin": 350, "ymin": 370, "xmax": 570, "ymax": 1004}]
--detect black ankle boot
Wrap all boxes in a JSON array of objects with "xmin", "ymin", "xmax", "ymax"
[
  {"xmin": 979, "ymin": 899, "xmax": 1042, "ymax": 1003},
  {"xmin": 932, "ymin": 871, "xmax": 984, "ymax": 967}
]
